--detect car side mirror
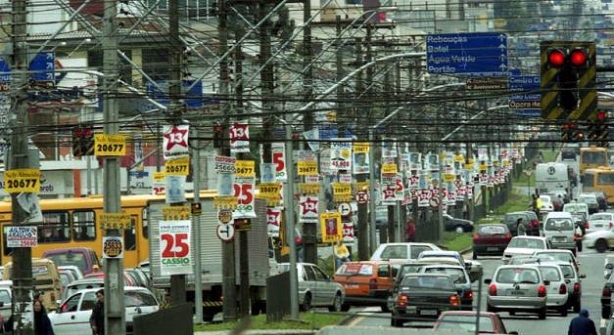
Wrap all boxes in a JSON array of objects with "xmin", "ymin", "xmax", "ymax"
[
  {"xmin": 544, "ymin": 280, "xmax": 550, "ymax": 286},
  {"xmin": 484, "ymin": 279, "xmax": 491, "ymax": 284},
  {"xmin": 580, "ymin": 274, "xmax": 586, "ymax": 279}
]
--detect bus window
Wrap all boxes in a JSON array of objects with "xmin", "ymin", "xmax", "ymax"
[
  {"xmin": 599, "ymin": 173, "xmax": 614, "ymax": 185},
  {"xmin": 125, "ymin": 217, "xmax": 136, "ymax": 251},
  {"xmin": 39, "ymin": 212, "xmax": 70, "ymax": 243},
  {"xmin": 585, "ymin": 174, "xmax": 595, "ymax": 187},
  {"xmin": 583, "ymin": 152, "xmax": 607, "ymax": 165},
  {"xmin": 73, "ymin": 210, "xmax": 96, "ymax": 241}
]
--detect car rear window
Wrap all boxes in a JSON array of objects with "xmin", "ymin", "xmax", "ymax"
[
  {"xmin": 496, "ymin": 268, "xmax": 540, "ymax": 284},
  {"xmin": 401, "ymin": 275, "xmax": 454, "ymax": 290},
  {"xmin": 336, "ymin": 263, "xmax": 373, "ymax": 276},
  {"xmin": 545, "ymin": 218, "xmax": 573, "ymax": 230},
  {"xmin": 380, "ymin": 246, "xmax": 408, "ymax": 260},
  {"xmin": 46, "ymin": 253, "xmax": 88, "ymax": 272},
  {"xmin": 539, "ymin": 266, "xmax": 561, "ymax": 281},
  {"xmin": 559, "ymin": 265, "xmax": 574, "ymax": 279},
  {"xmin": 124, "ymin": 290, "xmax": 158, "ymax": 307},
  {"xmin": 508, "ymin": 238, "xmax": 545, "ymax": 249},
  {"xmin": 590, "ymin": 213, "xmax": 611, "ymax": 221},
  {"xmin": 424, "ymin": 267, "xmax": 467, "ymax": 284},
  {"xmin": 478, "ymin": 225, "xmax": 507, "ymax": 235}
]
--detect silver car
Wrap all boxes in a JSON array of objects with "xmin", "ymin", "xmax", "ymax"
[
  {"xmin": 541, "ymin": 260, "xmax": 585, "ymax": 313},
  {"xmin": 485, "ymin": 265, "xmax": 548, "ymax": 319},
  {"xmin": 534, "ymin": 263, "xmax": 569, "ymax": 316},
  {"xmin": 279, "ymin": 262, "xmax": 346, "ymax": 312}
]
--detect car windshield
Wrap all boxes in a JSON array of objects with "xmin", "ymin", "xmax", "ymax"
[
  {"xmin": 424, "ymin": 267, "xmax": 467, "ymax": 284},
  {"xmin": 396, "ymin": 264, "xmax": 424, "ymax": 279},
  {"xmin": 545, "ymin": 218, "xmax": 574, "ymax": 230},
  {"xmin": 590, "ymin": 213, "xmax": 611, "ymax": 221},
  {"xmin": 380, "ymin": 246, "xmax": 408, "ymax": 260},
  {"xmin": 496, "ymin": 268, "xmax": 540, "ymax": 284},
  {"xmin": 508, "ymin": 238, "xmax": 545, "ymax": 249},
  {"xmin": 400, "ymin": 275, "xmax": 454, "ymax": 290},
  {"xmin": 536, "ymin": 252, "xmax": 573, "ymax": 263},
  {"xmin": 538, "ymin": 266, "xmax": 561, "ymax": 282},
  {"xmin": 437, "ymin": 315, "xmax": 498, "ymax": 333},
  {"xmin": 478, "ymin": 225, "xmax": 507, "ymax": 235}
]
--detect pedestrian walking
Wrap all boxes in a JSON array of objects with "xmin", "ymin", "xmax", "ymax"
[
  {"xmin": 405, "ymin": 219, "xmax": 416, "ymax": 242},
  {"xmin": 90, "ymin": 289, "xmax": 104, "ymax": 335},
  {"xmin": 33, "ymin": 299, "xmax": 54, "ymax": 335},
  {"xmin": 568, "ymin": 309, "xmax": 597, "ymax": 335}
]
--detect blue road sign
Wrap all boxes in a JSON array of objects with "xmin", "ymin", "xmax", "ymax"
[
  {"xmin": 0, "ymin": 59, "xmax": 10, "ymax": 84},
  {"xmin": 426, "ymin": 32, "xmax": 508, "ymax": 75},
  {"xmin": 29, "ymin": 52, "xmax": 55, "ymax": 83},
  {"xmin": 508, "ymin": 74, "xmax": 541, "ymax": 117},
  {"xmin": 146, "ymin": 79, "xmax": 204, "ymax": 108}
]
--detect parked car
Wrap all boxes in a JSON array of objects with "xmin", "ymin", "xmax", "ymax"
[
  {"xmin": 503, "ymin": 211, "xmax": 540, "ymax": 236},
  {"xmin": 49, "ymin": 286, "xmax": 159, "ymax": 335},
  {"xmin": 433, "ymin": 311, "xmax": 518, "ymax": 334},
  {"xmin": 279, "ymin": 262, "xmax": 347, "ymax": 312},
  {"xmin": 578, "ymin": 193, "xmax": 600, "ymax": 214},
  {"xmin": 370, "ymin": 242, "xmax": 440, "ymax": 261},
  {"xmin": 333, "ymin": 261, "xmax": 395, "ymax": 311},
  {"xmin": 389, "ymin": 273, "xmax": 461, "ymax": 327},
  {"xmin": 588, "ymin": 212, "xmax": 614, "ymax": 233},
  {"xmin": 472, "ymin": 224, "xmax": 512, "ymax": 259},
  {"xmin": 442, "ymin": 214, "xmax": 474, "ymax": 233},
  {"xmin": 485, "ymin": 265, "xmax": 549, "ymax": 319},
  {"xmin": 502, "ymin": 236, "xmax": 552, "ymax": 264}
]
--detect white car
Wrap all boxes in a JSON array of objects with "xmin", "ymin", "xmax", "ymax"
[
  {"xmin": 539, "ymin": 194, "xmax": 554, "ymax": 213},
  {"xmin": 49, "ymin": 287, "xmax": 159, "ymax": 335},
  {"xmin": 502, "ymin": 236, "xmax": 552, "ymax": 264},
  {"xmin": 583, "ymin": 229, "xmax": 614, "ymax": 253},
  {"xmin": 588, "ymin": 212, "xmax": 614, "ymax": 233}
]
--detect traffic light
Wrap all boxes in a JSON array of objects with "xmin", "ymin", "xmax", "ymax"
[
  {"xmin": 541, "ymin": 41, "xmax": 597, "ymax": 120},
  {"xmin": 595, "ymin": 110, "xmax": 609, "ymax": 147},
  {"xmin": 72, "ymin": 124, "xmax": 94, "ymax": 157},
  {"xmin": 561, "ymin": 122, "xmax": 584, "ymax": 142}
]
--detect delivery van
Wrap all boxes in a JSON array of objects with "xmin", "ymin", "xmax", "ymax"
[{"xmin": 3, "ymin": 258, "xmax": 62, "ymax": 311}]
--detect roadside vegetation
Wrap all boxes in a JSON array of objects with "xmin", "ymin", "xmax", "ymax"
[{"xmin": 194, "ymin": 311, "xmax": 346, "ymax": 332}]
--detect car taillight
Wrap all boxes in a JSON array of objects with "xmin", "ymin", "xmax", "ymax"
[
  {"xmin": 369, "ymin": 278, "xmax": 377, "ymax": 290},
  {"xmin": 449, "ymin": 295, "xmax": 460, "ymax": 306},
  {"xmin": 538, "ymin": 285, "xmax": 547, "ymax": 297},
  {"xmin": 396, "ymin": 294, "xmax": 408, "ymax": 307},
  {"xmin": 473, "ymin": 234, "xmax": 479, "ymax": 240},
  {"xmin": 559, "ymin": 283, "xmax": 567, "ymax": 294},
  {"xmin": 488, "ymin": 285, "xmax": 497, "ymax": 296},
  {"xmin": 531, "ymin": 220, "xmax": 539, "ymax": 228},
  {"xmin": 573, "ymin": 283, "xmax": 580, "ymax": 293},
  {"xmin": 463, "ymin": 290, "xmax": 473, "ymax": 300},
  {"xmin": 504, "ymin": 232, "xmax": 512, "ymax": 240},
  {"xmin": 603, "ymin": 287, "xmax": 611, "ymax": 298}
]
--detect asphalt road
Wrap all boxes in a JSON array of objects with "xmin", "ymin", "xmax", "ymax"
[{"xmin": 346, "ymin": 249, "xmax": 609, "ymax": 335}]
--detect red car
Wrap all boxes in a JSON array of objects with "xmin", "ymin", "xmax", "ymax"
[
  {"xmin": 472, "ymin": 224, "xmax": 512, "ymax": 260},
  {"xmin": 433, "ymin": 311, "xmax": 518, "ymax": 334}
]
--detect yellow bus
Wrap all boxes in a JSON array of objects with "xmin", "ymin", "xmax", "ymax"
[
  {"xmin": 583, "ymin": 167, "xmax": 614, "ymax": 204},
  {"xmin": 0, "ymin": 191, "xmax": 217, "ymax": 268},
  {"xmin": 579, "ymin": 147, "xmax": 609, "ymax": 176}
]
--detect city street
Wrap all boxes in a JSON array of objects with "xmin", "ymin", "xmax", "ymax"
[{"xmin": 347, "ymin": 249, "xmax": 608, "ymax": 335}]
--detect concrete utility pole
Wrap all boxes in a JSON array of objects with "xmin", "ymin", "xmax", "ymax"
[
  {"xmin": 219, "ymin": 0, "xmax": 237, "ymax": 322},
  {"xmin": 102, "ymin": 1, "xmax": 125, "ymax": 334},
  {"xmin": 168, "ymin": 0, "xmax": 187, "ymax": 308},
  {"xmin": 10, "ymin": 1, "xmax": 34, "ymax": 333}
]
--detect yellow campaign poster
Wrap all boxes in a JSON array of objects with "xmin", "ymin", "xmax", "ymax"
[
  {"xmin": 353, "ymin": 142, "xmax": 369, "ymax": 154},
  {"xmin": 320, "ymin": 212, "xmax": 342, "ymax": 243}
]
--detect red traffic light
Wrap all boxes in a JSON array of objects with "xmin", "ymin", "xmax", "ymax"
[
  {"xmin": 569, "ymin": 49, "xmax": 587, "ymax": 67},
  {"xmin": 548, "ymin": 49, "xmax": 566, "ymax": 67},
  {"xmin": 597, "ymin": 110, "xmax": 608, "ymax": 122}
]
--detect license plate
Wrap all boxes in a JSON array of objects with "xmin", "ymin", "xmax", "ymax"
[
  {"xmin": 487, "ymin": 247, "xmax": 500, "ymax": 251},
  {"xmin": 509, "ymin": 290, "xmax": 525, "ymax": 296},
  {"xmin": 420, "ymin": 309, "xmax": 438, "ymax": 316},
  {"xmin": 345, "ymin": 284, "xmax": 359, "ymax": 289},
  {"xmin": 554, "ymin": 237, "xmax": 567, "ymax": 242}
]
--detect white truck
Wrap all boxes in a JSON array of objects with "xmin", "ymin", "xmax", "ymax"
[
  {"xmin": 147, "ymin": 196, "xmax": 272, "ymax": 321},
  {"xmin": 535, "ymin": 162, "xmax": 571, "ymax": 195}
]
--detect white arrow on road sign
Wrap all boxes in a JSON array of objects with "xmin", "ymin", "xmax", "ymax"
[
  {"xmin": 338, "ymin": 203, "xmax": 352, "ymax": 217},
  {"xmin": 216, "ymin": 223, "xmax": 235, "ymax": 242}
]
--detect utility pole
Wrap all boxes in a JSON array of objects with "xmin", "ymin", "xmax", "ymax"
[
  {"xmin": 102, "ymin": 1, "xmax": 125, "ymax": 334},
  {"xmin": 234, "ymin": 32, "xmax": 250, "ymax": 318},
  {"xmin": 301, "ymin": 0, "xmax": 316, "ymax": 265},
  {"xmin": 10, "ymin": 1, "xmax": 34, "ymax": 333},
  {"xmin": 219, "ymin": 0, "xmax": 237, "ymax": 322},
  {"xmin": 168, "ymin": 0, "xmax": 187, "ymax": 308}
]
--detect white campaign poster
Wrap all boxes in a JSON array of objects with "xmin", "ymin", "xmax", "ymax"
[
  {"xmin": 233, "ymin": 177, "xmax": 256, "ymax": 219},
  {"xmin": 266, "ymin": 207, "xmax": 282, "ymax": 237},
  {"xmin": 230, "ymin": 121, "xmax": 250, "ymax": 154},
  {"xmin": 159, "ymin": 220, "xmax": 193, "ymax": 276},
  {"xmin": 217, "ymin": 172, "xmax": 235, "ymax": 197},
  {"xmin": 299, "ymin": 195, "xmax": 319, "ymax": 221},
  {"xmin": 271, "ymin": 143, "xmax": 287, "ymax": 181},
  {"xmin": 162, "ymin": 124, "xmax": 190, "ymax": 159},
  {"xmin": 166, "ymin": 175, "xmax": 186, "ymax": 204},
  {"xmin": 330, "ymin": 139, "xmax": 352, "ymax": 171}
]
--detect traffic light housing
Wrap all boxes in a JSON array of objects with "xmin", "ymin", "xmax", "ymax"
[
  {"xmin": 541, "ymin": 41, "xmax": 597, "ymax": 120},
  {"xmin": 72, "ymin": 124, "xmax": 94, "ymax": 157},
  {"xmin": 595, "ymin": 110, "xmax": 609, "ymax": 147},
  {"xmin": 561, "ymin": 122, "xmax": 584, "ymax": 142}
]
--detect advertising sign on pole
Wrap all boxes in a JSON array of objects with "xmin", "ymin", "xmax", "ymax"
[
  {"xmin": 6, "ymin": 226, "xmax": 37, "ymax": 248},
  {"xmin": 159, "ymin": 220, "xmax": 193, "ymax": 276}
]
